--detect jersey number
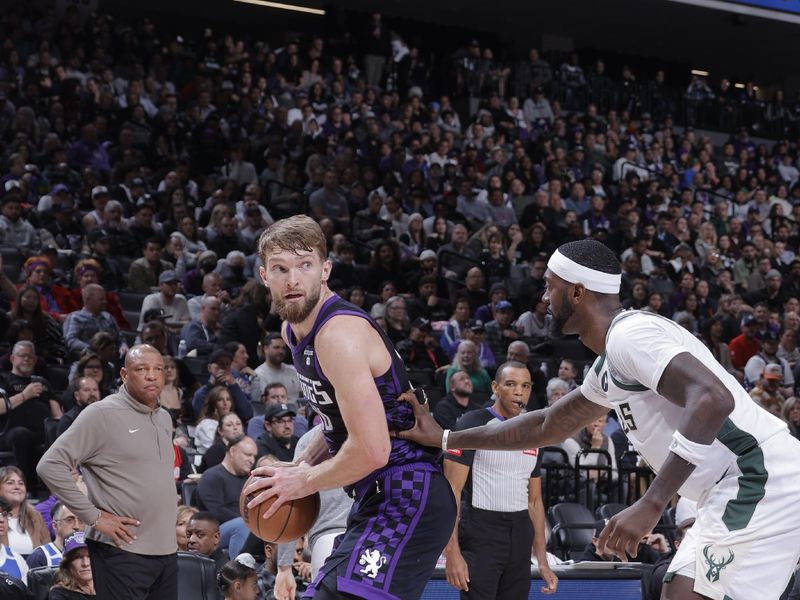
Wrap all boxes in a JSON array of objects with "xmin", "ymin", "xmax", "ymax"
[{"xmin": 619, "ymin": 402, "xmax": 637, "ymax": 433}]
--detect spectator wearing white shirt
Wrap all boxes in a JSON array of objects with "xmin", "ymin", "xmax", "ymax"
[{"xmin": 138, "ymin": 270, "xmax": 191, "ymax": 332}]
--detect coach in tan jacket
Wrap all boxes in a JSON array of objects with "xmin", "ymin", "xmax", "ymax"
[{"xmin": 38, "ymin": 345, "xmax": 178, "ymax": 600}]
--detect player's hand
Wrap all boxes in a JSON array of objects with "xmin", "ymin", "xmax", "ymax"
[
  {"xmin": 245, "ymin": 461, "xmax": 312, "ymax": 520},
  {"xmin": 595, "ymin": 498, "xmax": 663, "ymax": 561},
  {"xmin": 445, "ymin": 551, "xmax": 470, "ymax": 591},
  {"xmin": 93, "ymin": 510, "xmax": 139, "ymax": 547},
  {"xmin": 394, "ymin": 389, "xmax": 445, "ymax": 449},
  {"xmin": 274, "ymin": 565, "xmax": 296, "ymax": 600},
  {"xmin": 539, "ymin": 564, "xmax": 558, "ymax": 594}
]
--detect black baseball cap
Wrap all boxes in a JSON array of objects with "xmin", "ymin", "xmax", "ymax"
[
  {"xmin": 410, "ymin": 317, "xmax": 432, "ymax": 331},
  {"xmin": 209, "ymin": 348, "xmax": 233, "ymax": 365},
  {"xmin": 466, "ymin": 319, "xmax": 485, "ymax": 332},
  {"xmin": 266, "ymin": 403, "xmax": 296, "ymax": 420},
  {"xmin": 88, "ymin": 229, "xmax": 110, "ymax": 244}
]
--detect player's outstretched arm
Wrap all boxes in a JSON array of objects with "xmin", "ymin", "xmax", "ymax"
[{"xmin": 397, "ymin": 387, "xmax": 608, "ymax": 451}]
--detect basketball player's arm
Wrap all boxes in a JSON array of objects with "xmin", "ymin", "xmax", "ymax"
[
  {"xmin": 399, "ymin": 387, "xmax": 608, "ymax": 450},
  {"xmin": 246, "ymin": 318, "xmax": 392, "ymax": 513},
  {"xmin": 300, "ymin": 318, "xmax": 392, "ymax": 489},
  {"xmin": 596, "ymin": 352, "xmax": 735, "ymax": 559}
]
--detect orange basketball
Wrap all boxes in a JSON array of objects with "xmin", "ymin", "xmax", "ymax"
[{"xmin": 239, "ymin": 475, "xmax": 321, "ymax": 543}]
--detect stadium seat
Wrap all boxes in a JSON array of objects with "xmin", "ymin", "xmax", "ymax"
[
  {"xmin": 118, "ymin": 291, "xmax": 148, "ymax": 312},
  {"xmin": 0, "ymin": 247, "xmax": 23, "ymax": 281},
  {"xmin": 183, "ymin": 357, "xmax": 210, "ymax": 385},
  {"xmin": 596, "ymin": 503, "xmax": 627, "ymax": 521},
  {"xmin": 177, "ymin": 551, "xmax": 220, "ymax": 600},
  {"xmin": 43, "ymin": 417, "xmax": 60, "ymax": 449},
  {"xmin": 27, "ymin": 566, "xmax": 57, "ymax": 600},
  {"xmin": 123, "ymin": 310, "xmax": 141, "ymax": 332},
  {"xmin": 407, "ymin": 368, "xmax": 434, "ymax": 387},
  {"xmin": 47, "ymin": 365, "xmax": 70, "ymax": 394},
  {"xmin": 547, "ymin": 502, "xmax": 596, "ymax": 560},
  {"xmin": 181, "ymin": 479, "xmax": 199, "ymax": 507},
  {"xmin": 0, "ymin": 407, "xmax": 16, "ymax": 467}
]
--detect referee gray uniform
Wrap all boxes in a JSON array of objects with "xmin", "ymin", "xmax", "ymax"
[{"xmin": 446, "ymin": 407, "xmax": 542, "ymax": 599}]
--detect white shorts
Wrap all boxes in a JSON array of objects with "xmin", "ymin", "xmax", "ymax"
[{"xmin": 665, "ymin": 432, "xmax": 800, "ymax": 600}]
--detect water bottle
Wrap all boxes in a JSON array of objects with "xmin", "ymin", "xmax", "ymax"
[{"xmin": 177, "ymin": 340, "xmax": 187, "ymax": 359}]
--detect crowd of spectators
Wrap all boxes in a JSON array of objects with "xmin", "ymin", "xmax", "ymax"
[{"xmin": 2, "ymin": 2, "xmax": 800, "ymax": 597}]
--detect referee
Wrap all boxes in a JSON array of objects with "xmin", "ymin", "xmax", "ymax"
[{"xmin": 443, "ymin": 361, "xmax": 558, "ymax": 598}]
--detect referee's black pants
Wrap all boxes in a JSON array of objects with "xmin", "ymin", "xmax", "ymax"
[
  {"xmin": 87, "ymin": 540, "xmax": 177, "ymax": 600},
  {"xmin": 459, "ymin": 507, "xmax": 533, "ymax": 600}
]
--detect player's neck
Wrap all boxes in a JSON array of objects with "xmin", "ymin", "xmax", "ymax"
[
  {"xmin": 288, "ymin": 287, "xmax": 334, "ymax": 341},
  {"xmin": 578, "ymin": 303, "xmax": 624, "ymax": 355}
]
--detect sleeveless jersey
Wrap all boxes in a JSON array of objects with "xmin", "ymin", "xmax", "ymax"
[
  {"xmin": 580, "ymin": 310, "xmax": 788, "ymax": 501},
  {"xmin": 286, "ymin": 294, "xmax": 438, "ymax": 489},
  {"xmin": 35, "ymin": 542, "xmax": 63, "ymax": 567}
]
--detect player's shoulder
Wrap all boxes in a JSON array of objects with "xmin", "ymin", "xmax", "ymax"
[{"xmin": 608, "ymin": 310, "xmax": 679, "ymax": 342}]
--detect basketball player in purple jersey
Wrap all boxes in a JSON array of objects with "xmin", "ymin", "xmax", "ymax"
[{"xmin": 245, "ymin": 215, "xmax": 456, "ymax": 599}]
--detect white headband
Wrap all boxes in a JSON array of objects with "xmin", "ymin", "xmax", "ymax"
[{"xmin": 547, "ymin": 248, "xmax": 621, "ymax": 294}]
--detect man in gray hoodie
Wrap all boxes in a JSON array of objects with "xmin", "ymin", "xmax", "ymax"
[{"xmin": 38, "ymin": 345, "xmax": 178, "ymax": 600}]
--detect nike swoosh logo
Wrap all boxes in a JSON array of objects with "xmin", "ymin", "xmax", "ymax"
[{"xmin": 128, "ymin": 428, "xmax": 140, "ymax": 434}]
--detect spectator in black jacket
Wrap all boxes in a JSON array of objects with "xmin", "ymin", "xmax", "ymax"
[
  {"xmin": 196, "ymin": 435, "xmax": 257, "ymax": 559},
  {"xmin": 255, "ymin": 403, "xmax": 299, "ymax": 463}
]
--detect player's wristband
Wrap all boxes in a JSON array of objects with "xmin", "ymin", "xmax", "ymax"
[
  {"xmin": 669, "ymin": 430, "xmax": 711, "ymax": 466},
  {"xmin": 442, "ymin": 429, "xmax": 451, "ymax": 453}
]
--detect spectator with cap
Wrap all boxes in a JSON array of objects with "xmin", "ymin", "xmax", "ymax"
[
  {"xmin": 138, "ymin": 270, "xmax": 190, "ymax": 332},
  {"xmin": 82, "ymin": 229, "xmax": 125, "ymax": 292},
  {"xmin": 81, "ymin": 186, "xmax": 111, "ymax": 233},
  {"xmin": 445, "ymin": 340, "xmax": 491, "ymax": 394},
  {"xmin": 483, "ymin": 300, "xmax": 518, "ymax": 363},
  {"xmin": 729, "ymin": 314, "xmax": 762, "ymax": 370},
  {"xmin": 461, "ymin": 318, "xmax": 497, "ymax": 370},
  {"xmin": 475, "ymin": 282, "xmax": 509, "ymax": 323},
  {"xmin": 62, "ymin": 284, "xmax": 120, "ymax": 360},
  {"xmin": 744, "ymin": 330, "xmax": 794, "ymax": 395},
  {"xmin": 433, "ymin": 370, "xmax": 481, "ymax": 430},
  {"xmin": 181, "ymin": 295, "xmax": 222, "ymax": 357},
  {"xmin": 399, "ymin": 318, "xmax": 449, "ymax": 371},
  {"xmin": 127, "ymin": 238, "xmax": 173, "ymax": 292},
  {"xmin": 47, "ymin": 531, "xmax": 95, "ymax": 599},
  {"xmin": 746, "ymin": 269, "xmax": 788, "ymax": 314},
  {"xmin": 196, "ymin": 435, "xmax": 258, "ymax": 559},
  {"xmin": 749, "ymin": 364, "xmax": 787, "ymax": 417},
  {"xmin": 255, "ymin": 403, "xmax": 299, "ymax": 462},
  {"xmin": 191, "ymin": 349, "xmax": 253, "ymax": 423}
]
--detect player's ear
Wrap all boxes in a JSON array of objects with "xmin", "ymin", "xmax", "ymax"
[
  {"xmin": 259, "ymin": 265, "xmax": 269, "ymax": 287},
  {"xmin": 321, "ymin": 259, "xmax": 332, "ymax": 281},
  {"xmin": 571, "ymin": 282, "xmax": 587, "ymax": 304}
]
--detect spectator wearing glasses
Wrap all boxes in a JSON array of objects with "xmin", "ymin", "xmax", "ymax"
[
  {"xmin": 27, "ymin": 502, "xmax": 84, "ymax": 569},
  {"xmin": 0, "ymin": 342, "xmax": 58, "ymax": 484},
  {"xmin": 255, "ymin": 403, "xmax": 299, "ymax": 463}
]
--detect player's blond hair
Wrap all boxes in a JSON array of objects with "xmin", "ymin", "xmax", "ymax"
[{"xmin": 257, "ymin": 215, "xmax": 327, "ymax": 264}]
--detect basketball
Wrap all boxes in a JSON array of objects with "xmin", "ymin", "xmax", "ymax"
[{"xmin": 239, "ymin": 475, "xmax": 321, "ymax": 543}]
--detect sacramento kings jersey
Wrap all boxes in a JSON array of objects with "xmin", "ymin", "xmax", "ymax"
[
  {"xmin": 581, "ymin": 310, "xmax": 787, "ymax": 501},
  {"xmin": 286, "ymin": 294, "xmax": 438, "ymax": 488}
]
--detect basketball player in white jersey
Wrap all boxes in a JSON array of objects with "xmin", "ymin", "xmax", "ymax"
[{"xmin": 397, "ymin": 239, "xmax": 800, "ymax": 600}]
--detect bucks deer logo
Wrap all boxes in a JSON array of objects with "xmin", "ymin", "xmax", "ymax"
[{"xmin": 703, "ymin": 544, "xmax": 734, "ymax": 583}]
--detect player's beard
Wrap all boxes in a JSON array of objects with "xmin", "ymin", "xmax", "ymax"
[
  {"xmin": 274, "ymin": 283, "xmax": 321, "ymax": 323},
  {"xmin": 550, "ymin": 294, "xmax": 575, "ymax": 337}
]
